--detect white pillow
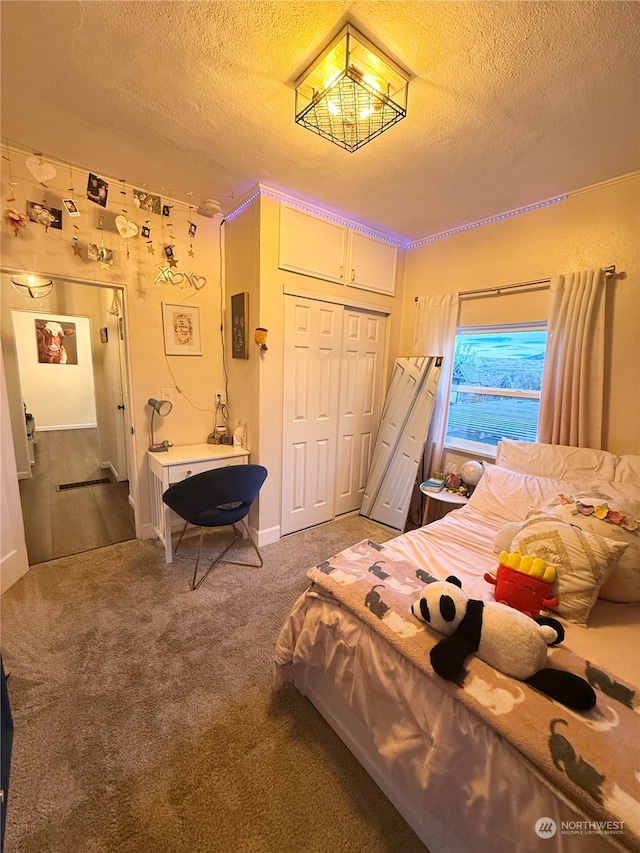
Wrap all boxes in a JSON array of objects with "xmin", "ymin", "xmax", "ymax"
[
  {"xmin": 543, "ymin": 494, "xmax": 640, "ymax": 603},
  {"xmin": 613, "ymin": 455, "xmax": 640, "ymax": 488},
  {"xmin": 510, "ymin": 511, "xmax": 628, "ymax": 624},
  {"xmin": 467, "ymin": 463, "xmax": 597, "ymax": 524},
  {"xmin": 497, "ymin": 439, "xmax": 618, "ymax": 482}
]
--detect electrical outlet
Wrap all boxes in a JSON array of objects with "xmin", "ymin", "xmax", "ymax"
[
  {"xmin": 161, "ymin": 388, "xmax": 172, "ymax": 402},
  {"xmin": 216, "ymin": 390, "xmax": 226, "ymax": 405}
]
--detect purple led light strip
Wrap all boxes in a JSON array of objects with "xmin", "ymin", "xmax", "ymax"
[{"xmin": 223, "ymin": 188, "xmax": 568, "ymax": 250}]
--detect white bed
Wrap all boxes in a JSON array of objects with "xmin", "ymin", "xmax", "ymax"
[{"xmin": 275, "ymin": 441, "xmax": 640, "ymax": 853}]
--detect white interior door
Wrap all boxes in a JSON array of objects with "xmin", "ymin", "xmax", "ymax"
[
  {"xmin": 281, "ymin": 296, "xmax": 343, "ymax": 535},
  {"xmin": 1, "ymin": 342, "xmax": 29, "ymax": 593},
  {"xmin": 361, "ymin": 356, "xmax": 441, "ymax": 529},
  {"xmin": 361, "ymin": 356, "xmax": 429, "ymax": 515},
  {"xmin": 368, "ymin": 359, "xmax": 440, "ymax": 529},
  {"xmin": 334, "ymin": 309, "xmax": 386, "ymax": 516},
  {"xmin": 106, "ymin": 307, "xmax": 128, "ymax": 481}
]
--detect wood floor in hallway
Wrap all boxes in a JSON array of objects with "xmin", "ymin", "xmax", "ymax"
[{"xmin": 18, "ymin": 428, "xmax": 136, "ymax": 565}]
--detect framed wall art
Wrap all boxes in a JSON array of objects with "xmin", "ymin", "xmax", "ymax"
[
  {"xmin": 231, "ymin": 292, "xmax": 249, "ymax": 359},
  {"xmin": 162, "ymin": 303, "xmax": 202, "ymax": 356},
  {"xmin": 35, "ymin": 318, "xmax": 77, "ymax": 364}
]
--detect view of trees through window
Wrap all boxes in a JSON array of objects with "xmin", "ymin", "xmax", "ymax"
[{"xmin": 445, "ymin": 327, "xmax": 547, "ymax": 451}]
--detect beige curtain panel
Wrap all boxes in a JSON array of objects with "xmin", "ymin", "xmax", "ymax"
[
  {"xmin": 538, "ymin": 268, "xmax": 605, "ymax": 449},
  {"xmin": 413, "ymin": 291, "xmax": 460, "ymax": 477}
]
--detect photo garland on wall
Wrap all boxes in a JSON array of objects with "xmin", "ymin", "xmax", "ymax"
[
  {"xmin": 162, "ymin": 303, "xmax": 202, "ymax": 356},
  {"xmin": 35, "ymin": 319, "xmax": 77, "ymax": 365},
  {"xmin": 231, "ymin": 292, "xmax": 249, "ymax": 359}
]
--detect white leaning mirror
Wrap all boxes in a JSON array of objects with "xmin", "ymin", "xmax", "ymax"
[{"xmin": 360, "ymin": 355, "xmax": 441, "ymax": 530}]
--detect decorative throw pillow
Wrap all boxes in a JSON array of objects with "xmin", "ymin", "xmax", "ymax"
[
  {"xmin": 494, "ymin": 522, "xmax": 521, "ymax": 554},
  {"xmin": 543, "ymin": 494, "xmax": 640, "ymax": 603},
  {"xmin": 510, "ymin": 511, "xmax": 628, "ymax": 624}
]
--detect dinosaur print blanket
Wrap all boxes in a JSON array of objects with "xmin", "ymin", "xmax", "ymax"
[{"xmin": 303, "ymin": 539, "xmax": 640, "ymax": 850}]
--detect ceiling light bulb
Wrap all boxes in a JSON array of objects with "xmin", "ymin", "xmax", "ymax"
[
  {"xmin": 327, "ymin": 101, "xmax": 341, "ymax": 115},
  {"xmin": 322, "ymin": 69, "xmax": 342, "ymax": 92},
  {"xmin": 362, "ymin": 73, "xmax": 382, "ymax": 92}
]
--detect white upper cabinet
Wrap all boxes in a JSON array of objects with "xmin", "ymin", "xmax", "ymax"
[
  {"xmin": 347, "ymin": 231, "xmax": 397, "ymax": 296},
  {"xmin": 278, "ymin": 203, "xmax": 398, "ymax": 296},
  {"xmin": 278, "ymin": 204, "xmax": 348, "ymax": 285}
]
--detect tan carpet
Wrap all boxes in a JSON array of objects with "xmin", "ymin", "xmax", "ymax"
[{"xmin": 1, "ymin": 516, "xmax": 429, "ymax": 853}]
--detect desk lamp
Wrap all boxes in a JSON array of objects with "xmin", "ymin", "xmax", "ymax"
[{"xmin": 148, "ymin": 398, "xmax": 173, "ymax": 452}]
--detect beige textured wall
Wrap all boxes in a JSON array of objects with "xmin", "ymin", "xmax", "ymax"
[
  {"xmin": 1, "ymin": 150, "xmax": 225, "ymax": 534},
  {"xmin": 398, "ymin": 175, "xmax": 640, "ymax": 456}
]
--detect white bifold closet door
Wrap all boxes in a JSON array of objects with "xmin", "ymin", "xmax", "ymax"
[
  {"xmin": 281, "ymin": 295, "xmax": 386, "ymax": 536},
  {"xmin": 360, "ymin": 356, "xmax": 441, "ymax": 530}
]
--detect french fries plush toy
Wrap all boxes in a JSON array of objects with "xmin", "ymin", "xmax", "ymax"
[{"xmin": 484, "ymin": 551, "xmax": 559, "ymax": 618}]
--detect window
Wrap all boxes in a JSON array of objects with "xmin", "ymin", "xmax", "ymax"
[{"xmin": 445, "ymin": 324, "xmax": 547, "ymax": 455}]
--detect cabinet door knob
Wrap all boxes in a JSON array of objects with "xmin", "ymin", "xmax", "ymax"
[
  {"xmin": 339, "ymin": 265, "xmax": 344, "ymax": 278},
  {"xmin": 185, "ymin": 469, "xmax": 192, "ymax": 477},
  {"xmin": 350, "ymin": 269, "xmax": 356, "ymax": 281}
]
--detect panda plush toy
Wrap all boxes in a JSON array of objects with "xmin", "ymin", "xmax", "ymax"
[{"xmin": 411, "ymin": 575, "xmax": 596, "ymax": 711}]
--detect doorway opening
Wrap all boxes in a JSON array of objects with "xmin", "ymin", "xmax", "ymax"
[{"xmin": 1, "ymin": 272, "xmax": 137, "ymax": 565}]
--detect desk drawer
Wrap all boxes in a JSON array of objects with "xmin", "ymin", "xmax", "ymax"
[{"xmin": 167, "ymin": 456, "xmax": 247, "ymax": 484}]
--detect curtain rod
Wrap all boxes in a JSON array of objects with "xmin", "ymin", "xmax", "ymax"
[{"xmin": 414, "ymin": 265, "xmax": 617, "ymax": 301}]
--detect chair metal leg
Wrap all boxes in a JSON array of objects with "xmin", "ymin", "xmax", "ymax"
[
  {"xmin": 173, "ymin": 520, "xmax": 190, "ymax": 555},
  {"xmin": 190, "ymin": 520, "xmax": 263, "ymax": 590}
]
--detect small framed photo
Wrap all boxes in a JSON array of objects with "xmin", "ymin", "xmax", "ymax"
[
  {"xmin": 26, "ymin": 200, "xmax": 62, "ymax": 230},
  {"xmin": 231, "ymin": 292, "xmax": 249, "ymax": 359},
  {"xmin": 164, "ymin": 244, "xmax": 174, "ymax": 260},
  {"xmin": 162, "ymin": 303, "xmax": 202, "ymax": 356},
  {"xmin": 62, "ymin": 198, "xmax": 81, "ymax": 217},
  {"xmin": 100, "ymin": 327, "xmax": 108, "ymax": 343},
  {"xmin": 87, "ymin": 173, "xmax": 109, "ymax": 207},
  {"xmin": 188, "ymin": 221, "xmax": 197, "ymax": 238},
  {"xmin": 162, "ymin": 204, "xmax": 172, "ymax": 217},
  {"xmin": 88, "ymin": 244, "xmax": 113, "ymax": 265},
  {"xmin": 141, "ymin": 224, "xmax": 151, "ymax": 239},
  {"xmin": 133, "ymin": 190, "xmax": 161, "ymax": 215}
]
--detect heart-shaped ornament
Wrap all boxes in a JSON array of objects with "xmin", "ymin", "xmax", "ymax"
[
  {"xmin": 190, "ymin": 274, "xmax": 206, "ymax": 290},
  {"xmin": 115, "ymin": 215, "xmax": 138, "ymax": 238},
  {"xmin": 26, "ymin": 156, "xmax": 57, "ymax": 185}
]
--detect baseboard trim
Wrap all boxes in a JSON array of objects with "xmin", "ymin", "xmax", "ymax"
[
  {"xmin": 36, "ymin": 423, "xmax": 98, "ymax": 431},
  {"xmin": 256, "ymin": 525, "xmax": 280, "ymax": 547}
]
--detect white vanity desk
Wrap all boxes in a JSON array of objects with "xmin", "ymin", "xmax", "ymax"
[{"xmin": 147, "ymin": 442, "xmax": 250, "ymax": 562}]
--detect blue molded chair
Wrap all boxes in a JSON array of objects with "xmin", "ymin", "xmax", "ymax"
[{"xmin": 162, "ymin": 464, "xmax": 268, "ymax": 590}]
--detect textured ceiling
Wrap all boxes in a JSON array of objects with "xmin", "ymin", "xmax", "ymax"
[{"xmin": 1, "ymin": 1, "xmax": 638, "ymax": 241}]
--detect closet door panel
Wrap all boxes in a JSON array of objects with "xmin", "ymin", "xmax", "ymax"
[
  {"xmin": 361, "ymin": 356, "xmax": 441, "ymax": 530},
  {"xmin": 334, "ymin": 309, "xmax": 386, "ymax": 517},
  {"xmin": 282, "ymin": 296, "xmax": 342, "ymax": 535}
]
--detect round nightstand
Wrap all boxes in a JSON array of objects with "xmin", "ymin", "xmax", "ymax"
[{"xmin": 419, "ymin": 485, "xmax": 468, "ymax": 525}]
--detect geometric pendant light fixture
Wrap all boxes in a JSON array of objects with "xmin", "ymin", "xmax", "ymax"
[{"xmin": 295, "ymin": 24, "xmax": 409, "ymax": 152}]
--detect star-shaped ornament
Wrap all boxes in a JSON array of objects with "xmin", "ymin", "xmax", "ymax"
[
  {"xmin": 72, "ymin": 242, "xmax": 83, "ymax": 256},
  {"xmin": 188, "ymin": 247, "xmax": 194, "ymax": 257},
  {"xmin": 99, "ymin": 261, "xmax": 112, "ymax": 270},
  {"xmin": 147, "ymin": 242, "xmax": 155, "ymax": 254},
  {"xmin": 168, "ymin": 256, "xmax": 178, "ymax": 269}
]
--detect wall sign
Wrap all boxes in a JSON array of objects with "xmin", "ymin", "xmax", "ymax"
[
  {"xmin": 162, "ymin": 303, "xmax": 202, "ymax": 356},
  {"xmin": 231, "ymin": 292, "xmax": 249, "ymax": 359}
]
